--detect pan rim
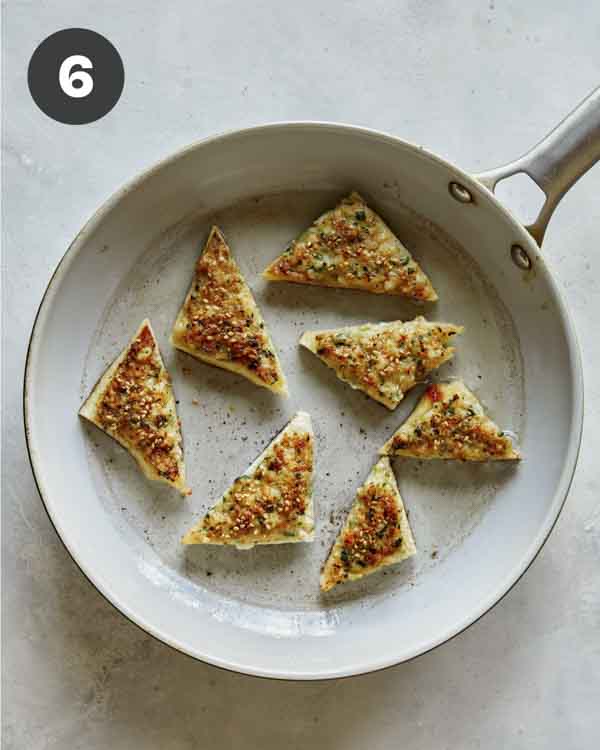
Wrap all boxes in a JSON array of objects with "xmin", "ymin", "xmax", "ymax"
[{"xmin": 23, "ymin": 120, "xmax": 584, "ymax": 680}]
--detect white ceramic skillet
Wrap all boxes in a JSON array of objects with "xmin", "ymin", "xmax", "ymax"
[{"xmin": 24, "ymin": 89, "xmax": 600, "ymax": 680}]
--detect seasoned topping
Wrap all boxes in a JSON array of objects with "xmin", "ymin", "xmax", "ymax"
[
  {"xmin": 264, "ymin": 192, "xmax": 437, "ymax": 301},
  {"xmin": 178, "ymin": 228, "xmax": 283, "ymax": 387},
  {"xmin": 96, "ymin": 325, "xmax": 181, "ymax": 482},
  {"xmin": 335, "ymin": 483, "xmax": 404, "ymax": 577},
  {"xmin": 198, "ymin": 430, "xmax": 313, "ymax": 544},
  {"xmin": 321, "ymin": 457, "xmax": 416, "ymax": 591},
  {"xmin": 427, "ymin": 383, "xmax": 442, "ymax": 402},
  {"xmin": 389, "ymin": 385, "xmax": 517, "ymax": 460},
  {"xmin": 306, "ymin": 318, "xmax": 460, "ymax": 408}
]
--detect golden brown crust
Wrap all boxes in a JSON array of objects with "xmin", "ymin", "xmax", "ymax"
[
  {"xmin": 381, "ymin": 382, "xmax": 520, "ymax": 461},
  {"xmin": 182, "ymin": 413, "xmax": 314, "ymax": 547},
  {"xmin": 172, "ymin": 227, "xmax": 287, "ymax": 394},
  {"xmin": 320, "ymin": 458, "xmax": 415, "ymax": 591},
  {"xmin": 263, "ymin": 192, "xmax": 437, "ymax": 302},
  {"xmin": 80, "ymin": 320, "xmax": 188, "ymax": 493},
  {"xmin": 301, "ymin": 317, "xmax": 461, "ymax": 409}
]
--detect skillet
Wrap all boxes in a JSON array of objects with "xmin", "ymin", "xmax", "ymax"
[{"xmin": 24, "ymin": 88, "xmax": 599, "ymax": 679}]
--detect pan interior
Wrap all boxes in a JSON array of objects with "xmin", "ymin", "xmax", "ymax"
[
  {"xmin": 81, "ymin": 187, "xmax": 524, "ymax": 614},
  {"xmin": 27, "ymin": 125, "xmax": 579, "ymax": 675}
]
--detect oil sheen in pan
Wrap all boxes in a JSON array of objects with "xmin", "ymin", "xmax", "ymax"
[{"xmin": 80, "ymin": 188, "xmax": 524, "ymax": 617}]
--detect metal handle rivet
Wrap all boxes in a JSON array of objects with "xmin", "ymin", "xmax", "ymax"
[
  {"xmin": 511, "ymin": 244, "xmax": 532, "ymax": 270},
  {"xmin": 448, "ymin": 182, "xmax": 474, "ymax": 203}
]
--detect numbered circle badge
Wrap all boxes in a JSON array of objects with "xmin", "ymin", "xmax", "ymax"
[{"xmin": 28, "ymin": 29, "xmax": 124, "ymax": 125}]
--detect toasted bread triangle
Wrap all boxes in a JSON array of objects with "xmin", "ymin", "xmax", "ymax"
[
  {"xmin": 320, "ymin": 457, "xmax": 416, "ymax": 591},
  {"xmin": 171, "ymin": 226, "xmax": 287, "ymax": 395},
  {"xmin": 300, "ymin": 316, "xmax": 462, "ymax": 409},
  {"xmin": 79, "ymin": 319, "xmax": 190, "ymax": 494},
  {"xmin": 380, "ymin": 381, "xmax": 520, "ymax": 461},
  {"xmin": 182, "ymin": 412, "xmax": 314, "ymax": 548},
  {"xmin": 263, "ymin": 192, "xmax": 437, "ymax": 301}
]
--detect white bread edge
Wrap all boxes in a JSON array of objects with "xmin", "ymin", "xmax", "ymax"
[
  {"xmin": 320, "ymin": 457, "xmax": 416, "ymax": 591},
  {"xmin": 79, "ymin": 319, "xmax": 189, "ymax": 494},
  {"xmin": 171, "ymin": 226, "xmax": 288, "ymax": 396},
  {"xmin": 182, "ymin": 411, "xmax": 314, "ymax": 548}
]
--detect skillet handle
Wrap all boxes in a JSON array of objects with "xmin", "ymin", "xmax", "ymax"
[{"xmin": 475, "ymin": 87, "xmax": 600, "ymax": 245}]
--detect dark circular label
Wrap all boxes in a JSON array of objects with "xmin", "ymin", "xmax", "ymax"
[{"xmin": 28, "ymin": 28, "xmax": 124, "ymax": 125}]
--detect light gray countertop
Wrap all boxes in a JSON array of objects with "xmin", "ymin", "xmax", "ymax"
[{"xmin": 3, "ymin": 1, "xmax": 599, "ymax": 748}]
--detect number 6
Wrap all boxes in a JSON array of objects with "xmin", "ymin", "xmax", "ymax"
[{"xmin": 59, "ymin": 55, "xmax": 94, "ymax": 98}]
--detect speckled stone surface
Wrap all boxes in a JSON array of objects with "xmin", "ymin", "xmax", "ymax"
[{"xmin": 2, "ymin": 1, "xmax": 599, "ymax": 748}]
